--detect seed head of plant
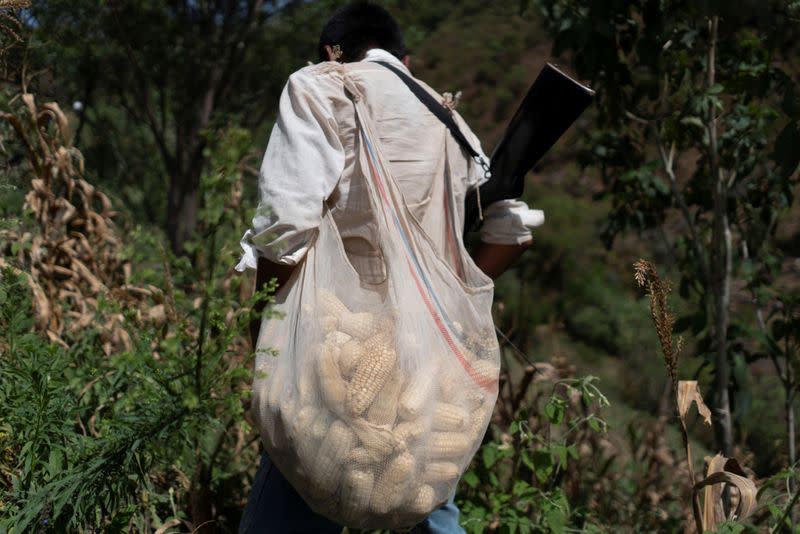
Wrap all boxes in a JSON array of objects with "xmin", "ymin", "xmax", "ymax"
[{"xmin": 634, "ymin": 259, "xmax": 679, "ymax": 390}]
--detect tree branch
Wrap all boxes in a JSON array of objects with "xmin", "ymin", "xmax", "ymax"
[{"xmin": 653, "ymin": 127, "xmax": 712, "ymax": 285}]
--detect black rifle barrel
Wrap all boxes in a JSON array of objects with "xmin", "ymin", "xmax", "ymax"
[{"xmin": 463, "ymin": 63, "xmax": 595, "ymax": 233}]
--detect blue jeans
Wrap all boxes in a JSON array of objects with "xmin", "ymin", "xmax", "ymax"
[{"xmin": 239, "ymin": 454, "xmax": 465, "ymax": 533}]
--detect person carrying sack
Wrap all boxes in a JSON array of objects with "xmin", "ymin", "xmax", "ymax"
[{"xmin": 235, "ymin": 3, "xmax": 544, "ymax": 533}]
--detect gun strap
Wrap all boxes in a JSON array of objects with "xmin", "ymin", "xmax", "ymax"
[{"xmin": 374, "ymin": 61, "xmax": 490, "ymax": 178}]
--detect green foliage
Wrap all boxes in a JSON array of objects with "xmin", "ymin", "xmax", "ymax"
[
  {"xmin": 457, "ymin": 377, "xmax": 608, "ymax": 533},
  {"xmin": 535, "ymin": 0, "xmax": 800, "ymax": 454},
  {"xmin": 0, "ymin": 125, "xmax": 268, "ymax": 531}
]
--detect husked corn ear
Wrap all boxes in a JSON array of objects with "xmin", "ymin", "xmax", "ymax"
[
  {"xmin": 366, "ymin": 370, "xmax": 404, "ymax": 426},
  {"xmin": 339, "ymin": 311, "xmax": 376, "ymax": 339},
  {"xmin": 398, "ymin": 368, "xmax": 436, "ymax": 420},
  {"xmin": 469, "ymin": 358, "xmax": 501, "ymax": 380},
  {"xmin": 469, "ymin": 403, "xmax": 494, "ymax": 442},
  {"xmin": 320, "ymin": 315, "xmax": 338, "ymax": 333},
  {"xmin": 341, "ymin": 469, "xmax": 374, "ymax": 516},
  {"xmin": 432, "ymin": 402, "xmax": 470, "ymax": 431},
  {"xmin": 429, "ymin": 432, "xmax": 471, "ymax": 459},
  {"xmin": 311, "ymin": 420, "xmax": 356, "ymax": 490},
  {"xmin": 297, "ymin": 360, "xmax": 318, "ymax": 406},
  {"xmin": 346, "ymin": 447, "xmax": 381, "ymax": 466},
  {"xmin": 319, "ymin": 289, "xmax": 351, "ymax": 318},
  {"xmin": 347, "ymin": 334, "xmax": 396, "ymax": 416},
  {"xmin": 294, "ymin": 406, "xmax": 321, "ymax": 462},
  {"xmin": 325, "ymin": 330, "xmax": 352, "ymax": 346},
  {"xmin": 422, "ymin": 461, "xmax": 460, "ymax": 484},
  {"xmin": 369, "ymin": 451, "xmax": 415, "ymax": 514},
  {"xmin": 394, "ymin": 419, "xmax": 426, "ymax": 444},
  {"xmin": 317, "ymin": 341, "xmax": 347, "ymax": 415},
  {"xmin": 352, "ymin": 419, "xmax": 400, "ymax": 456},
  {"xmin": 408, "ymin": 484, "xmax": 436, "ymax": 515},
  {"xmin": 339, "ymin": 339, "xmax": 365, "ymax": 379}
]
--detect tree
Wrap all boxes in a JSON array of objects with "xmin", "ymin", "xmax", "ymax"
[
  {"xmin": 534, "ymin": 0, "xmax": 800, "ymax": 456},
  {"xmin": 26, "ymin": 0, "xmax": 337, "ymax": 254}
]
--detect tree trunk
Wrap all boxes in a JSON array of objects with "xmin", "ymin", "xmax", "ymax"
[
  {"xmin": 706, "ymin": 15, "xmax": 734, "ymax": 457},
  {"xmin": 166, "ymin": 168, "xmax": 200, "ymax": 256}
]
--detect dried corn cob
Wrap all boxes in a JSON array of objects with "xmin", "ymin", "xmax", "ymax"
[
  {"xmin": 468, "ymin": 402, "xmax": 494, "ymax": 443},
  {"xmin": 469, "ymin": 358, "xmax": 501, "ymax": 381},
  {"xmin": 319, "ymin": 289, "xmax": 351, "ymax": 318},
  {"xmin": 339, "ymin": 311, "xmax": 376, "ymax": 339},
  {"xmin": 341, "ymin": 469, "xmax": 375, "ymax": 518},
  {"xmin": 398, "ymin": 368, "xmax": 436, "ymax": 420},
  {"xmin": 422, "ymin": 461, "xmax": 460, "ymax": 484},
  {"xmin": 320, "ymin": 315, "xmax": 338, "ymax": 333},
  {"xmin": 346, "ymin": 447, "xmax": 381, "ymax": 466},
  {"xmin": 429, "ymin": 432, "xmax": 471, "ymax": 459},
  {"xmin": 432, "ymin": 402, "xmax": 470, "ymax": 431},
  {"xmin": 369, "ymin": 451, "xmax": 415, "ymax": 514},
  {"xmin": 326, "ymin": 330, "xmax": 352, "ymax": 346},
  {"xmin": 366, "ymin": 370, "xmax": 404, "ymax": 426},
  {"xmin": 297, "ymin": 372, "xmax": 317, "ymax": 408},
  {"xmin": 339, "ymin": 338, "xmax": 365, "ymax": 379},
  {"xmin": 394, "ymin": 419, "xmax": 426, "ymax": 444},
  {"xmin": 294, "ymin": 406, "xmax": 321, "ymax": 462},
  {"xmin": 311, "ymin": 420, "xmax": 357, "ymax": 491},
  {"xmin": 352, "ymin": 418, "xmax": 400, "ymax": 456},
  {"xmin": 311, "ymin": 410, "xmax": 331, "ymax": 441},
  {"xmin": 347, "ymin": 333, "xmax": 396, "ymax": 416},
  {"xmin": 317, "ymin": 340, "xmax": 347, "ymax": 415},
  {"xmin": 407, "ymin": 484, "xmax": 436, "ymax": 515}
]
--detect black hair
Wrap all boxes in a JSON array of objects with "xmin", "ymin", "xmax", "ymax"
[{"xmin": 317, "ymin": 2, "xmax": 405, "ymax": 63}]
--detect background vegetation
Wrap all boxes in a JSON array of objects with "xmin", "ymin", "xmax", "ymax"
[{"xmin": 1, "ymin": 0, "xmax": 799, "ymax": 531}]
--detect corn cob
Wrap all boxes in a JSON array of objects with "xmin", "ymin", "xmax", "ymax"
[
  {"xmin": 422, "ymin": 461, "xmax": 460, "ymax": 484},
  {"xmin": 345, "ymin": 447, "xmax": 381, "ymax": 466},
  {"xmin": 366, "ymin": 369, "xmax": 404, "ymax": 426},
  {"xmin": 316, "ymin": 339, "xmax": 348, "ymax": 415},
  {"xmin": 325, "ymin": 330, "xmax": 352, "ymax": 346},
  {"xmin": 347, "ymin": 333, "xmax": 396, "ymax": 416},
  {"xmin": 320, "ymin": 315, "xmax": 338, "ymax": 333},
  {"xmin": 339, "ymin": 311, "xmax": 376, "ymax": 339},
  {"xmin": 429, "ymin": 432, "xmax": 471, "ymax": 459},
  {"xmin": 297, "ymin": 365, "xmax": 318, "ymax": 407},
  {"xmin": 394, "ymin": 419, "xmax": 426, "ymax": 444},
  {"xmin": 469, "ymin": 402, "xmax": 494, "ymax": 443},
  {"xmin": 310, "ymin": 420, "xmax": 357, "ymax": 492},
  {"xmin": 294, "ymin": 406, "xmax": 320, "ymax": 462},
  {"xmin": 469, "ymin": 358, "xmax": 501, "ymax": 381},
  {"xmin": 341, "ymin": 469, "xmax": 375, "ymax": 518},
  {"xmin": 398, "ymin": 367, "xmax": 436, "ymax": 421},
  {"xmin": 431, "ymin": 402, "xmax": 470, "ymax": 432},
  {"xmin": 311, "ymin": 410, "xmax": 331, "ymax": 441},
  {"xmin": 369, "ymin": 451, "xmax": 415, "ymax": 514},
  {"xmin": 407, "ymin": 484, "xmax": 436, "ymax": 515},
  {"xmin": 319, "ymin": 289, "xmax": 351, "ymax": 318},
  {"xmin": 338, "ymin": 338, "xmax": 365, "ymax": 379},
  {"xmin": 352, "ymin": 418, "xmax": 400, "ymax": 456}
]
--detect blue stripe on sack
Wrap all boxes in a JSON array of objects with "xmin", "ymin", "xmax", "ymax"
[{"xmin": 361, "ymin": 129, "xmax": 463, "ymax": 340}]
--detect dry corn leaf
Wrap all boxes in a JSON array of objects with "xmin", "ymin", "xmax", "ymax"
[
  {"xmin": 692, "ymin": 454, "xmax": 757, "ymax": 532},
  {"xmin": 41, "ymin": 103, "xmax": 70, "ymax": 144},
  {"xmin": 677, "ymin": 380, "xmax": 712, "ymax": 426}
]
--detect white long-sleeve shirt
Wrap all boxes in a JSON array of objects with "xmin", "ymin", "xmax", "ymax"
[{"xmin": 236, "ymin": 48, "xmax": 543, "ymax": 274}]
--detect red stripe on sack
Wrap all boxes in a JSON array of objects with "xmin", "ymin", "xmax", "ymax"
[{"xmin": 364, "ymin": 143, "xmax": 498, "ymax": 393}]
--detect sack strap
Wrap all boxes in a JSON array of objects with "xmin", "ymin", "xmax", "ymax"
[{"xmin": 374, "ymin": 61, "xmax": 492, "ymax": 184}]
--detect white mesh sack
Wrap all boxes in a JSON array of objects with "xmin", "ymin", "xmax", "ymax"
[{"xmin": 250, "ymin": 71, "xmax": 500, "ymax": 530}]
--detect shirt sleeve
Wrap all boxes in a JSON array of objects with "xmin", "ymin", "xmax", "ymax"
[{"xmin": 236, "ymin": 67, "xmax": 345, "ymax": 271}]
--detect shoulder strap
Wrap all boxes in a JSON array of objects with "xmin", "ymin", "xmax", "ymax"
[{"xmin": 374, "ymin": 61, "xmax": 489, "ymax": 174}]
